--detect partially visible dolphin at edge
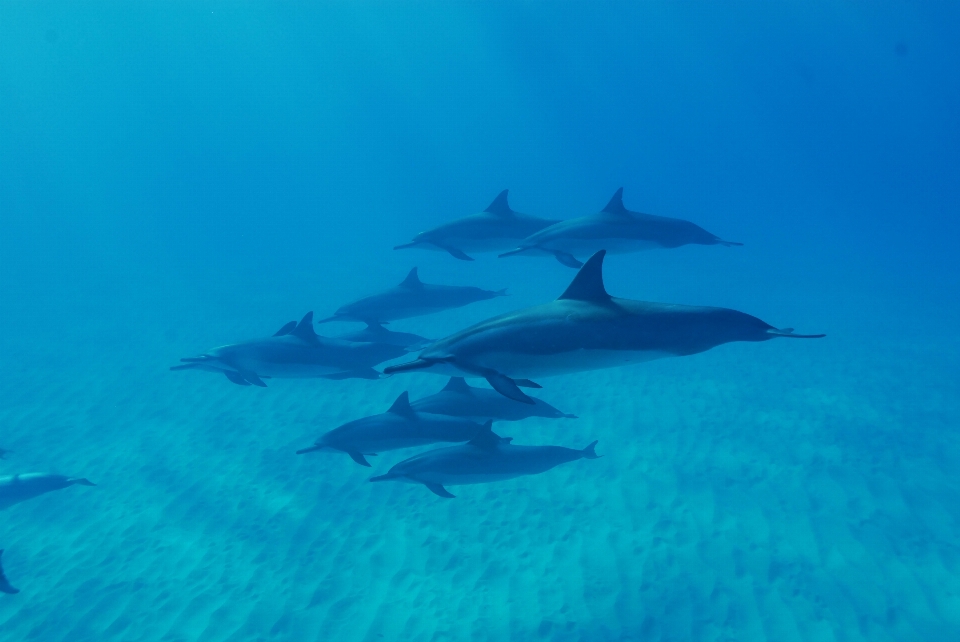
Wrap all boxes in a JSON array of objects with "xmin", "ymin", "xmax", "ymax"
[
  {"xmin": 0, "ymin": 550, "xmax": 18, "ymax": 594},
  {"xmin": 370, "ymin": 422, "xmax": 599, "ymax": 498},
  {"xmin": 318, "ymin": 267, "xmax": 507, "ymax": 325},
  {"xmin": 334, "ymin": 321, "xmax": 432, "ymax": 351},
  {"xmin": 500, "ymin": 188, "xmax": 742, "ymax": 268},
  {"xmin": 384, "ymin": 250, "xmax": 825, "ymax": 403},
  {"xmin": 411, "ymin": 377, "xmax": 577, "ymax": 422},
  {"xmin": 296, "ymin": 392, "xmax": 486, "ymax": 466},
  {"xmin": 394, "ymin": 189, "xmax": 558, "ymax": 261},
  {"xmin": 172, "ymin": 312, "xmax": 407, "ymax": 386},
  {"xmin": 0, "ymin": 473, "xmax": 95, "ymax": 510}
]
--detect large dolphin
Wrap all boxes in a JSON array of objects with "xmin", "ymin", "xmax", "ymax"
[
  {"xmin": 0, "ymin": 550, "xmax": 18, "ymax": 594},
  {"xmin": 0, "ymin": 473, "xmax": 95, "ymax": 510},
  {"xmin": 385, "ymin": 250, "xmax": 824, "ymax": 403},
  {"xmin": 334, "ymin": 321, "xmax": 431, "ymax": 351},
  {"xmin": 369, "ymin": 423, "xmax": 599, "ymax": 498},
  {"xmin": 172, "ymin": 313, "xmax": 406, "ymax": 386},
  {"xmin": 411, "ymin": 377, "xmax": 576, "ymax": 422},
  {"xmin": 296, "ymin": 392, "xmax": 485, "ymax": 466},
  {"xmin": 318, "ymin": 268, "xmax": 507, "ymax": 325},
  {"xmin": 500, "ymin": 188, "xmax": 742, "ymax": 268},
  {"xmin": 394, "ymin": 189, "xmax": 558, "ymax": 261}
]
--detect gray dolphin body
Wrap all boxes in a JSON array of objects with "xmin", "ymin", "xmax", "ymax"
[
  {"xmin": 296, "ymin": 392, "xmax": 485, "ymax": 466},
  {"xmin": 0, "ymin": 550, "xmax": 18, "ymax": 594},
  {"xmin": 500, "ymin": 188, "xmax": 742, "ymax": 268},
  {"xmin": 0, "ymin": 473, "xmax": 95, "ymax": 510},
  {"xmin": 385, "ymin": 250, "xmax": 824, "ymax": 403},
  {"xmin": 411, "ymin": 377, "xmax": 576, "ymax": 422},
  {"xmin": 334, "ymin": 321, "xmax": 432, "ymax": 351},
  {"xmin": 394, "ymin": 190, "xmax": 558, "ymax": 261},
  {"xmin": 172, "ymin": 313, "xmax": 406, "ymax": 386},
  {"xmin": 370, "ymin": 423, "xmax": 599, "ymax": 498},
  {"xmin": 318, "ymin": 268, "xmax": 507, "ymax": 325}
]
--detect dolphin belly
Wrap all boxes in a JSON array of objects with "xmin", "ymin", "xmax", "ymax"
[
  {"xmin": 232, "ymin": 359, "xmax": 346, "ymax": 378},
  {"xmin": 539, "ymin": 236, "xmax": 662, "ymax": 255},
  {"xmin": 415, "ymin": 471, "xmax": 525, "ymax": 486}
]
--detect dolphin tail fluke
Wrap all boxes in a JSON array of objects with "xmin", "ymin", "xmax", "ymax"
[
  {"xmin": 554, "ymin": 251, "xmax": 584, "ymax": 268},
  {"xmin": 581, "ymin": 441, "xmax": 601, "ymax": 459},
  {"xmin": 424, "ymin": 483, "xmax": 456, "ymax": 499},
  {"xmin": 69, "ymin": 478, "xmax": 96, "ymax": 486},
  {"xmin": 296, "ymin": 445, "xmax": 322, "ymax": 455},
  {"xmin": 484, "ymin": 372, "xmax": 535, "ymax": 405},
  {"xmin": 514, "ymin": 378, "xmax": 542, "ymax": 389},
  {"xmin": 767, "ymin": 328, "xmax": 826, "ymax": 339}
]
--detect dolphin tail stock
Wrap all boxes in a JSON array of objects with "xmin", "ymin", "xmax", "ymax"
[
  {"xmin": 581, "ymin": 440, "xmax": 601, "ymax": 459},
  {"xmin": 68, "ymin": 478, "xmax": 96, "ymax": 486},
  {"xmin": 767, "ymin": 328, "xmax": 826, "ymax": 339}
]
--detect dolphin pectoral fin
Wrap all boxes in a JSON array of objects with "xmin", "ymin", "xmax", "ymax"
[
  {"xmin": 240, "ymin": 372, "xmax": 268, "ymax": 387},
  {"xmin": 224, "ymin": 371, "xmax": 251, "ymax": 386},
  {"xmin": 554, "ymin": 251, "xmax": 584, "ymax": 268},
  {"xmin": 442, "ymin": 246, "xmax": 474, "ymax": 261},
  {"xmin": 513, "ymin": 378, "xmax": 542, "ymax": 389},
  {"xmin": 767, "ymin": 328, "xmax": 826, "ymax": 339},
  {"xmin": 347, "ymin": 451, "xmax": 372, "ymax": 467},
  {"xmin": 424, "ymin": 483, "xmax": 455, "ymax": 498},
  {"xmin": 484, "ymin": 372, "xmax": 535, "ymax": 404}
]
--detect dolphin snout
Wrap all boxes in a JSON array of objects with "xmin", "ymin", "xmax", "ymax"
[{"xmin": 382, "ymin": 358, "xmax": 437, "ymax": 376}]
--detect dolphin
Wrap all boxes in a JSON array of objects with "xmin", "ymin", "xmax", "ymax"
[
  {"xmin": 500, "ymin": 188, "xmax": 742, "ymax": 268},
  {"xmin": 334, "ymin": 321, "xmax": 432, "ymax": 351},
  {"xmin": 384, "ymin": 250, "xmax": 824, "ymax": 403},
  {"xmin": 369, "ymin": 422, "xmax": 599, "ymax": 498},
  {"xmin": 296, "ymin": 392, "xmax": 486, "ymax": 466},
  {"xmin": 0, "ymin": 473, "xmax": 96, "ymax": 511},
  {"xmin": 318, "ymin": 268, "xmax": 507, "ymax": 325},
  {"xmin": 411, "ymin": 377, "xmax": 577, "ymax": 422},
  {"xmin": 172, "ymin": 313, "xmax": 407, "ymax": 386},
  {"xmin": 0, "ymin": 550, "xmax": 18, "ymax": 594},
  {"xmin": 394, "ymin": 189, "xmax": 559, "ymax": 261}
]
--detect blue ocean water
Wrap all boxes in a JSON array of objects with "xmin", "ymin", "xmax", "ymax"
[{"xmin": 1, "ymin": 2, "xmax": 959, "ymax": 640}]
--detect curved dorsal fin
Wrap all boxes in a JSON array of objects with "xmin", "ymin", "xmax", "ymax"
[
  {"xmin": 557, "ymin": 250, "xmax": 610, "ymax": 302},
  {"xmin": 601, "ymin": 187, "xmax": 628, "ymax": 214},
  {"xmin": 483, "ymin": 189, "xmax": 512, "ymax": 216},
  {"xmin": 273, "ymin": 321, "xmax": 297, "ymax": 337},
  {"xmin": 467, "ymin": 420, "xmax": 506, "ymax": 449},
  {"xmin": 399, "ymin": 267, "xmax": 422, "ymax": 289},
  {"xmin": 387, "ymin": 391, "xmax": 416, "ymax": 418},
  {"xmin": 290, "ymin": 312, "xmax": 319, "ymax": 342},
  {"xmin": 442, "ymin": 377, "xmax": 472, "ymax": 394}
]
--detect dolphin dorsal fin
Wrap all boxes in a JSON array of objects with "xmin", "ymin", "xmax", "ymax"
[
  {"xmin": 399, "ymin": 267, "xmax": 423, "ymax": 289},
  {"xmin": 387, "ymin": 391, "xmax": 416, "ymax": 418},
  {"xmin": 557, "ymin": 250, "xmax": 610, "ymax": 302},
  {"xmin": 273, "ymin": 321, "xmax": 297, "ymax": 337},
  {"xmin": 483, "ymin": 190, "xmax": 513, "ymax": 216},
  {"xmin": 442, "ymin": 377, "xmax": 472, "ymax": 394},
  {"xmin": 601, "ymin": 187, "xmax": 628, "ymax": 214},
  {"xmin": 467, "ymin": 420, "xmax": 504, "ymax": 449},
  {"xmin": 290, "ymin": 312, "xmax": 319, "ymax": 342}
]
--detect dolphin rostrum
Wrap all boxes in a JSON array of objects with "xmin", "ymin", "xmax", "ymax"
[
  {"xmin": 318, "ymin": 268, "xmax": 507, "ymax": 325},
  {"xmin": 0, "ymin": 473, "xmax": 96, "ymax": 511},
  {"xmin": 500, "ymin": 188, "xmax": 742, "ymax": 268},
  {"xmin": 394, "ymin": 189, "xmax": 558, "ymax": 261},
  {"xmin": 172, "ymin": 312, "xmax": 407, "ymax": 386},
  {"xmin": 369, "ymin": 422, "xmax": 599, "ymax": 498},
  {"xmin": 296, "ymin": 392, "xmax": 487, "ymax": 466},
  {"xmin": 0, "ymin": 550, "xmax": 18, "ymax": 594},
  {"xmin": 334, "ymin": 321, "xmax": 432, "ymax": 351},
  {"xmin": 411, "ymin": 377, "xmax": 576, "ymax": 422},
  {"xmin": 384, "ymin": 250, "xmax": 824, "ymax": 403}
]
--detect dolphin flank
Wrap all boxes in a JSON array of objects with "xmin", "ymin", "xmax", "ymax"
[{"xmin": 384, "ymin": 250, "xmax": 824, "ymax": 403}]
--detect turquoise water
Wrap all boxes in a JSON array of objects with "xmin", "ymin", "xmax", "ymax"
[{"xmin": 1, "ymin": 3, "xmax": 959, "ymax": 640}]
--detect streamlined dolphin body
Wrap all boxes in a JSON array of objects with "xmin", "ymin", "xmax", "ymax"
[
  {"xmin": 318, "ymin": 268, "xmax": 507, "ymax": 325},
  {"xmin": 500, "ymin": 188, "xmax": 741, "ymax": 268},
  {"xmin": 385, "ymin": 250, "xmax": 825, "ymax": 403},
  {"xmin": 394, "ymin": 190, "xmax": 559, "ymax": 261},
  {"xmin": 296, "ymin": 392, "xmax": 485, "ymax": 466},
  {"xmin": 172, "ymin": 313, "xmax": 406, "ymax": 386},
  {"xmin": 0, "ymin": 473, "xmax": 95, "ymax": 510},
  {"xmin": 0, "ymin": 550, "xmax": 18, "ymax": 595},
  {"xmin": 411, "ymin": 377, "xmax": 576, "ymax": 422},
  {"xmin": 334, "ymin": 321, "xmax": 432, "ymax": 351},
  {"xmin": 370, "ymin": 423, "xmax": 599, "ymax": 498}
]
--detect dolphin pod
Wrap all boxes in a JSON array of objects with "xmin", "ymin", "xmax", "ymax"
[
  {"xmin": 318, "ymin": 267, "xmax": 507, "ymax": 326},
  {"xmin": 500, "ymin": 188, "xmax": 742, "ymax": 268},
  {"xmin": 369, "ymin": 422, "xmax": 599, "ymax": 498},
  {"xmin": 394, "ymin": 189, "xmax": 559, "ymax": 261},
  {"xmin": 384, "ymin": 250, "xmax": 824, "ymax": 403},
  {"xmin": 0, "ymin": 473, "xmax": 96, "ymax": 511}
]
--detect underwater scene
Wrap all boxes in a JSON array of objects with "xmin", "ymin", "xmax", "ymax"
[{"xmin": 1, "ymin": 2, "xmax": 959, "ymax": 641}]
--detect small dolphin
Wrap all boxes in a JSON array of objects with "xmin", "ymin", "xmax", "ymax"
[
  {"xmin": 411, "ymin": 377, "xmax": 577, "ymax": 422},
  {"xmin": 394, "ymin": 189, "xmax": 559, "ymax": 261},
  {"xmin": 370, "ymin": 422, "xmax": 599, "ymax": 498},
  {"xmin": 500, "ymin": 188, "xmax": 742, "ymax": 268},
  {"xmin": 0, "ymin": 550, "xmax": 18, "ymax": 595},
  {"xmin": 296, "ymin": 392, "xmax": 486, "ymax": 466},
  {"xmin": 334, "ymin": 321, "xmax": 432, "ymax": 351},
  {"xmin": 318, "ymin": 268, "xmax": 507, "ymax": 325},
  {"xmin": 0, "ymin": 473, "xmax": 96, "ymax": 511},
  {"xmin": 385, "ymin": 250, "xmax": 824, "ymax": 403},
  {"xmin": 172, "ymin": 313, "xmax": 407, "ymax": 386}
]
